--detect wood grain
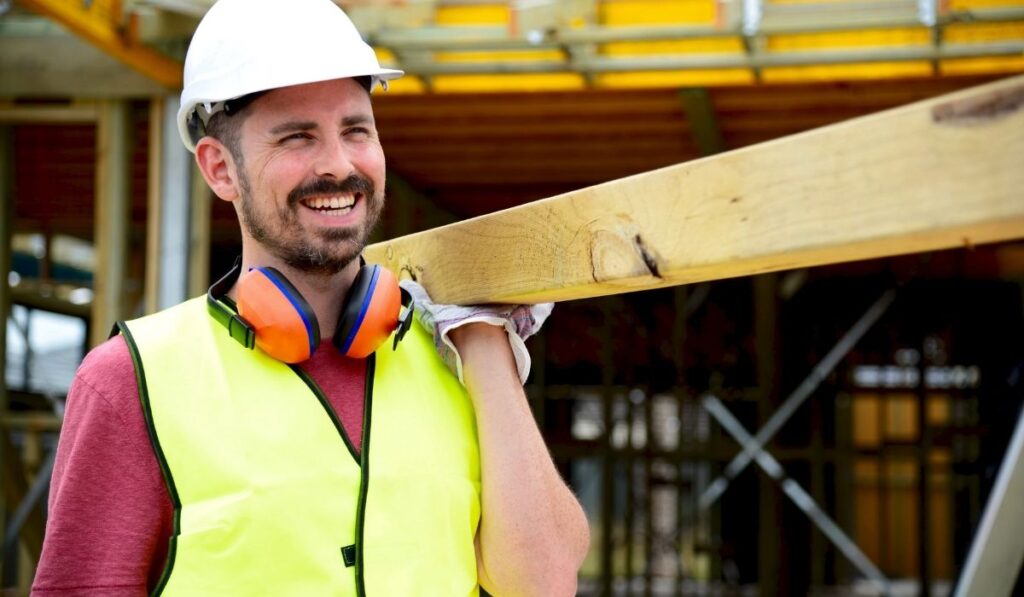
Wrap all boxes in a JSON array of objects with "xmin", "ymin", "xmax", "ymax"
[{"xmin": 365, "ymin": 75, "xmax": 1024, "ymax": 305}]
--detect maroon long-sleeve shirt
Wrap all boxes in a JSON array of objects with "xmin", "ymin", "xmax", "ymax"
[{"xmin": 32, "ymin": 335, "xmax": 366, "ymax": 595}]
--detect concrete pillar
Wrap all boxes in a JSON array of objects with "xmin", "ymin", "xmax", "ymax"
[{"xmin": 146, "ymin": 95, "xmax": 191, "ymax": 313}]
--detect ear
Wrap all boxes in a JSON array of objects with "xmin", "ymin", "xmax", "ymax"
[{"xmin": 195, "ymin": 137, "xmax": 241, "ymax": 202}]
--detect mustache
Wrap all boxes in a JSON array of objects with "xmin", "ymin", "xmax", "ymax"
[{"xmin": 287, "ymin": 175, "xmax": 375, "ymax": 206}]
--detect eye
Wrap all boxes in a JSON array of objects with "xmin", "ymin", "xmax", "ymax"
[
  {"xmin": 345, "ymin": 127, "xmax": 372, "ymax": 137},
  {"xmin": 280, "ymin": 132, "xmax": 312, "ymax": 143}
]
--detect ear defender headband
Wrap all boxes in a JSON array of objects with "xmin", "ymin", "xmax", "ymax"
[{"xmin": 206, "ymin": 260, "xmax": 414, "ymax": 363}]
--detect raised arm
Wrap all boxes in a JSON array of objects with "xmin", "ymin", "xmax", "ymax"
[{"xmin": 451, "ymin": 323, "xmax": 590, "ymax": 597}]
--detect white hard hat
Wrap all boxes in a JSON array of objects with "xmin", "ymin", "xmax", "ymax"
[{"xmin": 176, "ymin": 0, "xmax": 403, "ymax": 152}]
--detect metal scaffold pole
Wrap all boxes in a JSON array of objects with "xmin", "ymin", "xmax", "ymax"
[{"xmin": 954, "ymin": 404, "xmax": 1024, "ymax": 597}]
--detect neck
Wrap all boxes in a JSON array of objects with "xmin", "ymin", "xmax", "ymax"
[{"xmin": 229, "ymin": 249, "xmax": 361, "ymax": 342}]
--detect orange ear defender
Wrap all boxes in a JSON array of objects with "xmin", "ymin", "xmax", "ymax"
[
  {"xmin": 206, "ymin": 259, "xmax": 414, "ymax": 363},
  {"xmin": 236, "ymin": 267, "xmax": 320, "ymax": 363},
  {"xmin": 334, "ymin": 265, "xmax": 406, "ymax": 359}
]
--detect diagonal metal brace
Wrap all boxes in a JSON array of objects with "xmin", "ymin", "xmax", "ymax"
[
  {"xmin": 703, "ymin": 394, "xmax": 892, "ymax": 595},
  {"xmin": 700, "ymin": 288, "xmax": 896, "ymax": 510}
]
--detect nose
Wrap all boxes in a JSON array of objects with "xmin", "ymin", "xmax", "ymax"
[{"xmin": 313, "ymin": 134, "xmax": 355, "ymax": 180}]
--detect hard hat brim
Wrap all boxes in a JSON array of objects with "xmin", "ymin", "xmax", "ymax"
[{"xmin": 177, "ymin": 68, "xmax": 405, "ymax": 153}]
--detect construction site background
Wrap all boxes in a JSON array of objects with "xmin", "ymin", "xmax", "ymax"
[{"xmin": 3, "ymin": 1, "xmax": 1024, "ymax": 595}]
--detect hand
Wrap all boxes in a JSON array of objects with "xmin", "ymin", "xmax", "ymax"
[{"xmin": 399, "ymin": 280, "xmax": 553, "ymax": 385}]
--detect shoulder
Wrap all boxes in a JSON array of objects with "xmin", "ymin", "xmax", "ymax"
[
  {"xmin": 70, "ymin": 296, "xmax": 200, "ymax": 419},
  {"xmin": 68, "ymin": 335, "xmax": 139, "ymax": 424},
  {"xmin": 78, "ymin": 334, "xmax": 134, "ymax": 379}
]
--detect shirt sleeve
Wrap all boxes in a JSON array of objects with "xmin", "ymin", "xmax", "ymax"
[{"xmin": 32, "ymin": 336, "xmax": 174, "ymax": 596}]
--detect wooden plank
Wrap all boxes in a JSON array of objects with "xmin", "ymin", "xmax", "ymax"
[{"xmin": 365, "ymin": 75, "xmax": 1024, "ymax": 305}]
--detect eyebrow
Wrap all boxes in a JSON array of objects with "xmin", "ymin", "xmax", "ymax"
[
  {"xmin": 267, "ymin": 115, "xmax": 375, "ymax": 136},
  {"xmin": 268, "ymin": 121, "xmax": 316, "ymax": 135},
  {"xmin": 342, "ymin": 114, "xmax": 375, "ymax": 127}
]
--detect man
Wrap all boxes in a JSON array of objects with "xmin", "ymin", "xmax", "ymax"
[{"xmin": 33, "ymin": 0, "xmax": 589, "ymax": 594}]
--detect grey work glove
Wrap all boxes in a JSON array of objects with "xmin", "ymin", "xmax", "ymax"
[{"xmin": 399, "ymin": 280, "xmax": 554, "ymax": 385}]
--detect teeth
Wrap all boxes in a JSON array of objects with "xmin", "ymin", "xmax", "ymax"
[{"xmin": 305, "ymin": 195, "xmax": 356, "ymax": 210}]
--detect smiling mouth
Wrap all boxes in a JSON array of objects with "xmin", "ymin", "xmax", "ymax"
[{"xmin": 299, "ymin": 193, "xmax": 361, "ymax": 216}]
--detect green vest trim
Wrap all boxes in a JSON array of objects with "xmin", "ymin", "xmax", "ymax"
[
  {"xmin": 119, "ymin": 297, "xmax": 480, "ymax": 596},
  {"xmin": 290, "ymin": 365, "xmax": 361, "ymax": 466},
  {"xmin": 355, "ymin": 354, "xmax": 374, "ymax": 595},
  {"xmin": 117, "ymin": 321, "xmax": 182, "ymax": 594}
]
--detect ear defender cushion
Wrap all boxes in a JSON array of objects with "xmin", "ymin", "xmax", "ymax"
[
  {"xmin": 334, "ymin": 265, "xmax": 402, "ymax": 359},
  {"xmin": 236, "ymin": 267, "xmax": 320, "ymax": 363}
]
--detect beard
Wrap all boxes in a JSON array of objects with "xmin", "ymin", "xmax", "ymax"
[{"xmin": 237, "ymin": 170, "xmax": 384, "ymax": 276}]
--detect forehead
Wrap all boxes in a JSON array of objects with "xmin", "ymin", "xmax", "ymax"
[{"xmin": 246, "ymin": 78, "xmax": 373, "ymax": 126}]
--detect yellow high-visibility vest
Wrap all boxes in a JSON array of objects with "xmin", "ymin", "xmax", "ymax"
[{"xmin": 120, "ymin": 297, "xmax": 481, "ymax": 596}]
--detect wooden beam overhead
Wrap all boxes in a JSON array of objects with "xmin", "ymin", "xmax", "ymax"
[
  {"xmin": 16, "ymin": 0, "xmax": 183, "ymax": 89},
  {"xmin": 365, "ymin": 75, "xmax": 1024, "ymax": 305},
  {"xmin": 0, "ymin": 33, "xmax": 168, "ymax": 98},
  {"xmin": 385, "ymin": 138, "xmax": 691, "ymax": 159}
]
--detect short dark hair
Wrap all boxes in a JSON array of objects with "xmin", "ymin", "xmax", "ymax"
[
  {"xmin": 354, "ymin": 75, "xmax": 372, "ymax": 93},
  {"xmin": 204, "ymin": 92, "xmax": 265, "ymax": 164}
]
